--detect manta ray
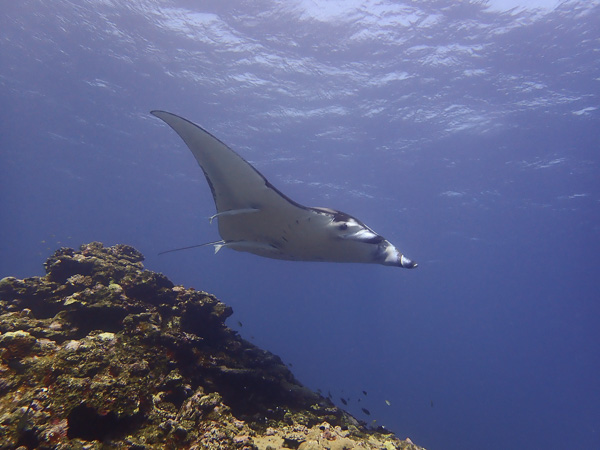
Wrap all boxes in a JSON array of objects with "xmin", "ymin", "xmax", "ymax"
[{"xmin": 152, "ymin": 111, "xmax": 417, "ymax": 269}]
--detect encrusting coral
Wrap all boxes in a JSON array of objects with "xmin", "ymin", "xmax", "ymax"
[{"xmin": 0, "ymin": 242, "xmax": 425, "ymax": 449}]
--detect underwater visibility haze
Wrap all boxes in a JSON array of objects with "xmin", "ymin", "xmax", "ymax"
[{"xmin": 1, "ymin": 1, "xmax": 599, "ymax": 449}]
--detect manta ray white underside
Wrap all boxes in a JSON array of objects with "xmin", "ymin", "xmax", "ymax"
[{"xmin": 152, "ymin": 110, "xmax": 416, "ymax": 269}]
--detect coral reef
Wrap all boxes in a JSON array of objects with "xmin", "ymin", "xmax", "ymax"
[{"xmin": 0, "ymin": 242, "xmax": 425, "ymax": 449}]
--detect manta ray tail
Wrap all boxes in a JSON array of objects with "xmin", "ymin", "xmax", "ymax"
[{"xmin": 158, "ymin": 240, "xmax": 225, "ymax": 256}]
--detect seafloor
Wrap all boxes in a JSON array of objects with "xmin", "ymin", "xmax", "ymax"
[{"xmin": 0, "ymin": 242, "xmax": 425, "ymax": 449}]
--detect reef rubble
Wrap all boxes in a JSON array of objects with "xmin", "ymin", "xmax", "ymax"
[{"xmin": 0, "ymin": 242, "xmax": 425, "ymax": 449}]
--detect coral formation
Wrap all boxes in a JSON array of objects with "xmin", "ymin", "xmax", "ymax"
[{"xmin": 0, "ymin": 242, "xmax": 425, "ymax": 449}]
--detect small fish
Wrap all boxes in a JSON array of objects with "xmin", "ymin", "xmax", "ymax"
[
  {"xmin": 385, "ymin": 400, "xmax": 391, "ymax": 406},
  {"xmin": 237, "ymin": 321, "xmax": 243, "ymax": 327},
  {"xmin": 362, "ymin": 390, "xmax": 367, "ymax": 396},
  {"xmin": 340, "ymin": 397, "xmax": 347, "ymax": 405},
  {"xmin": 431, "ymin": 400, "xmax": 434, "ymax": 408},
  {"xmin": 361, "ymin": 407, "xmax": 371, "ymax": 415}
]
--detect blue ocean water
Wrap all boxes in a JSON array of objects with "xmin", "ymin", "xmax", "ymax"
[{"xmin": 1, "ymin": 1, "xmax": 599, "ymax": 448}]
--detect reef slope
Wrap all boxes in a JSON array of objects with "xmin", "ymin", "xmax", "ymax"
[{"xmin": 0, "ymin": 242, "xmax": 424, "ymax": 449}]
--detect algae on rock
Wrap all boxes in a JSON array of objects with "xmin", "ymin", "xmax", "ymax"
[{"xmin": 0, "ymin": 242, "xmax": 425, "ymax": 449}]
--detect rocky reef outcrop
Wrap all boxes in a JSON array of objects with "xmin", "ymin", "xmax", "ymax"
[{"xmin": 0, "ymin": 242, "xmax": 424, "ymax": 449}]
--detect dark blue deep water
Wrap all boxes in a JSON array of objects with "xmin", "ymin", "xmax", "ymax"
[{"xmin": 1, "ymin": 1, "xmax": 599, "ymax": 448}]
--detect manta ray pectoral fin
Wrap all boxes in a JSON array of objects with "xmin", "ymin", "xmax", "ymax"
[{"xmin": 208, "ymin": 208, "xmax": 260, "ymax": 224}]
